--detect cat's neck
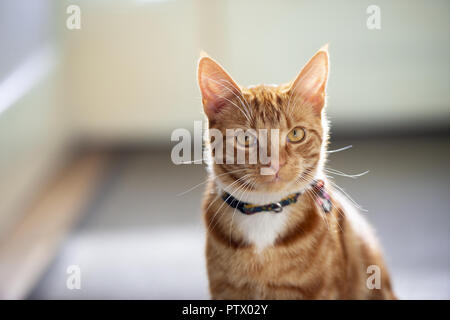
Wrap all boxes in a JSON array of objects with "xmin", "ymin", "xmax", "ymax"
[{"xmin": 217, "ymin": 181, "xmax": 322, "ymax": 253}]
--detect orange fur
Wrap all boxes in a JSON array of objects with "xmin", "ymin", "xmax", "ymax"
[{"xmin": 198, "ymin": 46, "xmax": 396, "ymax": 300}]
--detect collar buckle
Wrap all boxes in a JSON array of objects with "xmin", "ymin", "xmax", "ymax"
[{"xmin": 272, "ymin": 202, "xmax": 283, "ymax": 213}]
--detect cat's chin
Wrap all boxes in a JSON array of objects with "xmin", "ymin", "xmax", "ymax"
[
  {"xmin": 256, "ymin": 171, "xmax": 308, "ymax": 192},
  {"xmin": 257, "ymin": 178, "xmax": 291, "ymax": 192}
]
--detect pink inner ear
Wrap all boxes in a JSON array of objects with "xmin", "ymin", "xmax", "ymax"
[
  {"xmin": 291, "ymin": 50, "xmax": 329, "ymax": 114},
  {"xmin": 201, "ymin": 79, "xmax": 234, "ymax": 116},
  {"xmin": 198, "ymin": 57, "xmax": 241, "ymax": 119},
  {"xmin": 202, "ymin": 87, "xmax": 228, "ymax": 114},
  {"xmin": 301, "ymin": 67, "xmax": 326, "ymax": 105}
]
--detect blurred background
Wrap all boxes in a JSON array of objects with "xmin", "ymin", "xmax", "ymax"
[{"xmin": 0, "ymin": 0, "xmax": 449, "ymax": 299}]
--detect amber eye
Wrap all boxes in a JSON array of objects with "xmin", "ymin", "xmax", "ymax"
[
  {"xmin": 287, "ymin": 127, "xmax": 306, "ymax": 143},
  {"xmin": 236, "ymin": 132, "xmax": 257, "ymax": 148}
]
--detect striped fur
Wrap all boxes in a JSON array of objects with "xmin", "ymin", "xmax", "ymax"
[{"xmin": 198, "ymin": 46, "xmax": 396, "ymax": 300}]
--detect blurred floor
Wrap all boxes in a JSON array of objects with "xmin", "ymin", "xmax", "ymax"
[{"xmin": 28, "ymin": 135, "xmax": 450, "ymax": 299}]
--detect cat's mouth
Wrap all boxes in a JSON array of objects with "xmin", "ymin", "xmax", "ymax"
[
  {"xmin": 256, "ymin": 166, "xmax": 313, "ymax": 190},
  {"xmin": 270, "ymin": 173, "xmax": 283, "ymax": 183},
  {"xmin": 257, "ymin": 172, "xmax": 292, "ymax": 190}
]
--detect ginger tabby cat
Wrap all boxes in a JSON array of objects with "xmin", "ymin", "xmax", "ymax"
[{"xmin": 197, "ymin": 45, "xmax": 396, "ymax": 300}]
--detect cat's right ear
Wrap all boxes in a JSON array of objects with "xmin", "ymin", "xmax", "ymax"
[{"xmin": 197, "ymin": 55, "xmax": 241, "ymax": 120}]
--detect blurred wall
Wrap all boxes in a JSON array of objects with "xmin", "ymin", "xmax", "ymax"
[
  {"xmin": 65, "ymin": 0, "xmax": 450, "ymax": 144},
  {"xmin": 1, "ymin": 0, "xmax": 449, "ymax": 235},
  {"xmin": 65, "ymin": 0, "xmax": 202, "ymax": 144},
  {"xmin": 0, "ymin": 1, "xmax": 72, "ymax": 236}
]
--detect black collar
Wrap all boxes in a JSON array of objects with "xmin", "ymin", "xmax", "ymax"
[{"xmin": 222, "ymin": 179, "xmax": 332, "ymax": 215}]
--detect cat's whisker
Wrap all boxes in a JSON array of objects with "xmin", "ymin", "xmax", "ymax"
[
  {"xmin": 177, "ymin": 168, "xmax": 247, "ymax": 196},
  {"xmin": 217, "ymin": 78, "xmax": 253, "ymax": 119},
  {"xmin": 228, "ymin": 180, "xmax": 254, "ymax": 247},
  {"xmin": 298, "ymin": 170, "xmax": 349, "ymax": 232},
  {"xmin": 335, "ymin": 208, "xmax": 346, "ymax": 232},
  {"xmin": 210, "ymin": 180, "xmax": 250, "ymax": 234},
  {"xmin": 294, "ymin": 170, "xmax": 335, "ymax": 232},
  {"xmin": 204, "ymin": 193, "xmax": 221, "ymax": 215},
  {"xmin": 293, "ymin": 166, "xmax": 315, "ymax": 185},
  {"xmin": 205, "ymin": 74, "xmax": 251, "ymax": 113},
  {"xmin": 197, "ymin": 50, "xmax": 397, "ymax": 300},
  {"xmin": 217, "ymin": 93, "xmax": 252, "ymax": 123},
  {"xmin": 304, "ymin": 188, "xmax": 330, "ymax": 231},
  {"xmin": 325, "ymin": 168, "xmax": 370, "ymax": 179},
  {"xmin": 326, "ymin": 145, "xmax": 353, "ymax": 154},
  {"xmin": 297, "ymin": 169, "xmax": 336, "ymax": 231},
  {"xmin": 176, "ymin": 159, "xmax": 211, "ymax": 165},
  {"xmin": 203, "ymin": 76, "xmax": 253, "ymax": 122},
  {"xmin": 328, "ymin": 180, "xmax": 368, "ymax": 213},
  {"xmin": 207, "ymin": 180, "xmax": 246, "ymax": 232},
  {"xmin": 208, "ymin": 174, "xmax": 251, "ymax": 232},
  {"xmin": 297, "ymin": 169, "xmax": 367, "ymax": 214}
]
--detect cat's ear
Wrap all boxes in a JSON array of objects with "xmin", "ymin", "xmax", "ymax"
[
  {"xmin": 198, "ymin": 54, "xmax": 241, "ymax": 120},
  {"xmin": 289, "ymin": 44, "xmax": 329, "ymax": 115}
]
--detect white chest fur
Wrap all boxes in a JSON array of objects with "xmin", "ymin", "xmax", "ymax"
[{"xmin": 233, "ymin": 208, "xmax": 290, "ymax": 252}]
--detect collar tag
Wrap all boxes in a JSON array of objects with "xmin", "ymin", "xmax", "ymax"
[{"xmin": 272, "ymin": 202, "xmax": 283, "ymax": 213}]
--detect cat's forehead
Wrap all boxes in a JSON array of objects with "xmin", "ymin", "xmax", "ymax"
[
  {"xmin": 233, "ymin": 84, "xmax": 290, "ymax": 127},
  {"xmin": 214, "ymin": 83, "xmax": 316, "ymax": 129},
  {"xmin": 244, "ymin": 84, "xmax": 287, "ymax": 94},
  {"xmin": 242, "ymin": 84, "xmax": 290, "ymax": 106},
  {"xmin": 247, "ymin": 84, "xmax": 277, "ymax": 89}
]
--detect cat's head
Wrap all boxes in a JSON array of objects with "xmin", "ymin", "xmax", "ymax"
[{"xmin": 198, "ymin": 45, "xmax": 329, "ymax": 203}]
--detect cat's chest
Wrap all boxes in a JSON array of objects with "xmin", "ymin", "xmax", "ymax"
[{"xmin": 233, "ymin": 209, "xmax": 291, "ymax": 252}]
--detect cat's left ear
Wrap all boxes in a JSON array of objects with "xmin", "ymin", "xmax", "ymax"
[{"xmin": 289, "ymin": 44, "xmax": 329, "ymax": 115}]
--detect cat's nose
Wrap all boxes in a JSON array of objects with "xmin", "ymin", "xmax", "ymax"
[{"xmin": 269, "ymin": 159, "xmax": 286, "ymax": 174}]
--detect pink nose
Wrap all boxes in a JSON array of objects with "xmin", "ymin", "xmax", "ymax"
[{"xmin": 270, "ymin": 159, "xmax": 286, "ymax": 175}]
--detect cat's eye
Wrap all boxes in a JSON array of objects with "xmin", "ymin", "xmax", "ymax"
[
  {"xmin": 287, "ymin": 127, "xmax": 306, "ymax": 143},
  {"xmin": 236, "ymin": 132, "xmax": 257, "ymax": 148}
]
